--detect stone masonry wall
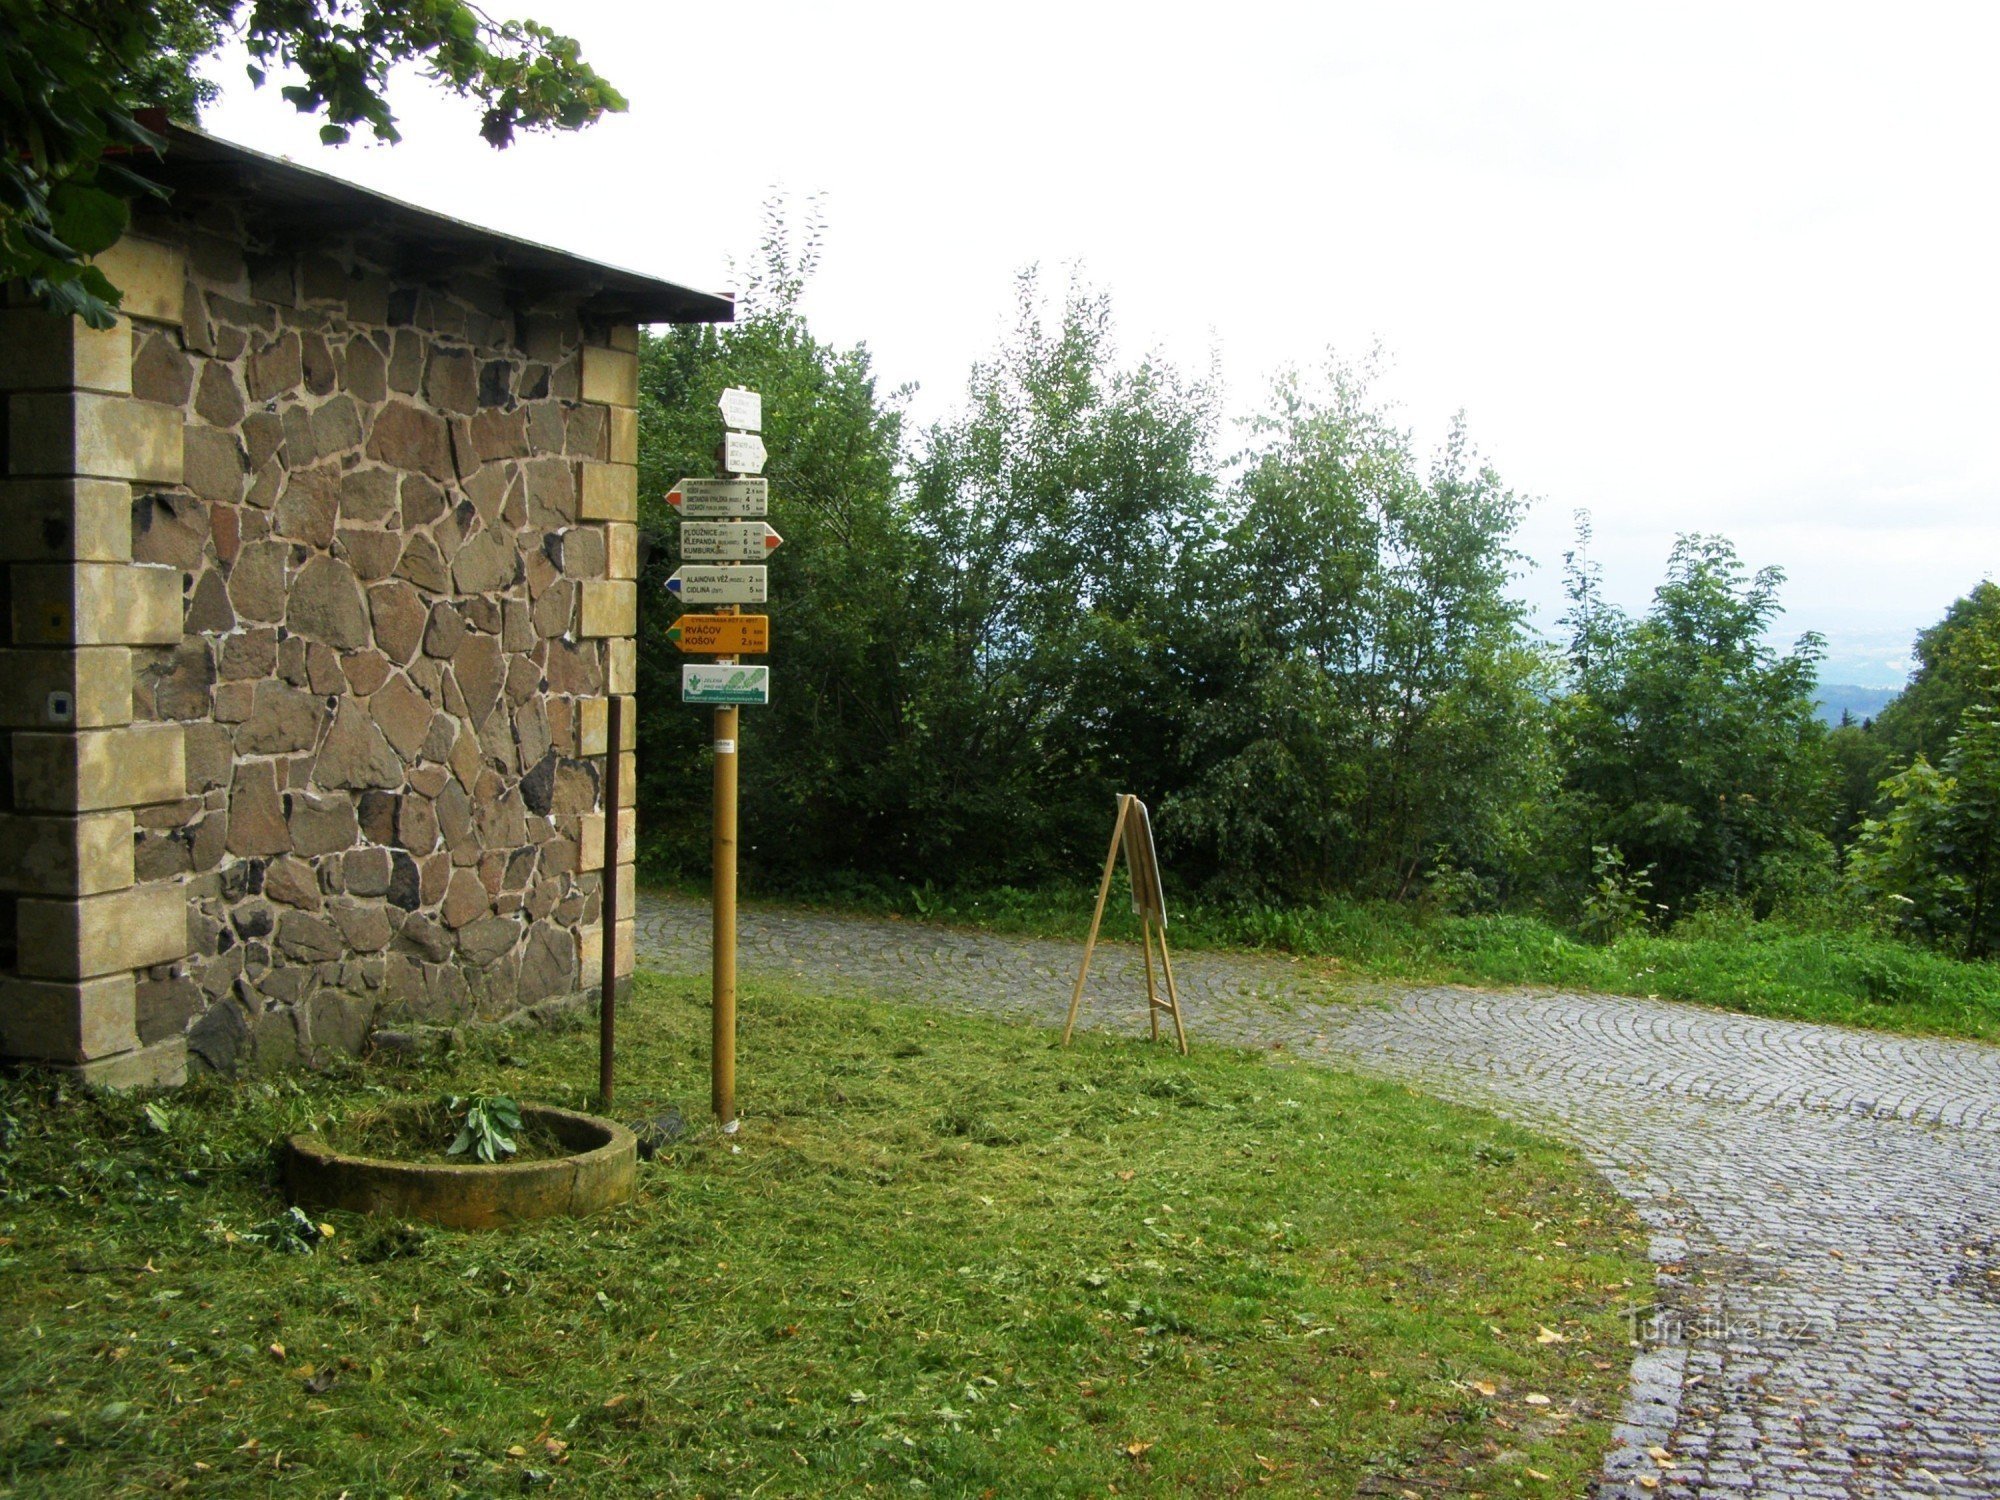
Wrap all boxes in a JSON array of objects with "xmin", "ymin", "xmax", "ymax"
[{"xmin": 0, "ymin": 195, "xmax": 639, "ymax": 1083}]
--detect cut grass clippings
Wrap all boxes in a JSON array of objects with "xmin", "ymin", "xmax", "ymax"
[
  {"xmin": 0, "ymin": 973, "xmax": 1647, "ymax": 1497},
  {"xmin": 694, "ymin": 874, "xmax": 2000, "ymax": 1045}
]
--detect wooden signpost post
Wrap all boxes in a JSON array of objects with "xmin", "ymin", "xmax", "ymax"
[
  {"xmin": 1063, "ymin": 795, "xmax": 1188, "ymax": 1055},
  {"xmin": 671, "ymin": 387, "xmax": 773, "ymax": 1132}
]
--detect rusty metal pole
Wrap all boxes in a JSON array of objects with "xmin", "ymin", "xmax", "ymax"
[{"xmin": 599, "ymin": 693, "xmax": 622, "ymax": 1107}]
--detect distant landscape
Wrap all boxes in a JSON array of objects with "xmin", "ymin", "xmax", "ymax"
[{"xmin": 1813, "ymin": 682, "xmax": 1903, "ymax": 727}]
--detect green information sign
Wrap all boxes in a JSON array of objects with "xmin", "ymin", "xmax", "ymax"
[{"xmin": 682, "ymin": 665, "xmax": 771, "ymax": 706}]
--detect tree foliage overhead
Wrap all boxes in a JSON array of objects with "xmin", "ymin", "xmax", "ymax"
[{"xmin": 0, "ymin": 0, "xmax": 623, "ymax": 325}]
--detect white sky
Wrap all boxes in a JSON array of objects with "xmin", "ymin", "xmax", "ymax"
[{"xmin": 197, "ymin": 1, "xmax": 2000, "ymax": 685}]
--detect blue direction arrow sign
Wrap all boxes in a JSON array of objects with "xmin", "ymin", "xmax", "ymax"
[{"xmin": 665, "ymin": 565, "xmax": 767, "ymax": 604}]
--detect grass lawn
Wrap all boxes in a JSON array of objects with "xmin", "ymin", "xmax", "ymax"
[
  {"xmin": 2, "ymin": 973, "xmax": 1648, "ymax": 1498},
  {"xmin": 709, "ymin": 876, "xmax": 2000, "ymax": 1045}
]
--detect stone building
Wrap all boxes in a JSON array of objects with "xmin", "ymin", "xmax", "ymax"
[{"xmin": 0, "ymin": 126, "xmax": 730, "ymax": 1086}]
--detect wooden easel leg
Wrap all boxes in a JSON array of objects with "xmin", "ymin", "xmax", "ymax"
[
  {"xmin": 1157, "ymin": 929, "xmax": 1189, "ymax": 1056},
  {"xmin": 1065, "ymin": 797, "xmax": 1131, "ymax": 1047},
  {"xmin": 1141, "ymin": 916, "xmax": 1160, "ymax": 1042}
]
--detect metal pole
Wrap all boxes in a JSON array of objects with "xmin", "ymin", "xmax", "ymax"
[{"xmin": 599, "ymin": 693, "xmax": 622, "ymax": 1107}]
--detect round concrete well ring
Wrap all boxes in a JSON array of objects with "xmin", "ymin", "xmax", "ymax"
[{"xmin": 285, "ymin": 1104, "xmax": 637, "ymax": 1230}]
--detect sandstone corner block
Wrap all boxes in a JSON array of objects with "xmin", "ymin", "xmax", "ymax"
[
  {"xmin": 11, "ymin": 564, "xmax": 180, "ymax": 646},
  {"xmin": 577, "ymin": 580, "xmax": 637, "ymax": 639},
  {"xmin": 578, "ymin": 462, "xmax": 637, "ymax": 521},
  {"xmin": 579, "ymin": 345, "xmax": 638, "ymax": 408},
  {"xmin": 0, "ymin": 973, "xmax": 139, "ymax": 1062},
  {"xmin": 0, "ymin": 809, "xmax": 136, "ymax": 895},
  {"xmin": 12, "ymin": 722, "xmax": 185, "ymax": 811},
  {"xmin": 0, "ymin": 309, "xmax": 133, "ymax": 395},
  {"xmin": 8, "ymin": 392, "xmax": 183, "ymax": 483},
  {"xmin": 90, "ymin": 236, "xmax": 187, "ymax": 326},
  {"xmin": 0, "ymin": 479, "xmax": 132, "ymax": 562},
  {"xmin": 16, "ymin": 881, "xmax": 191, "ymax": 979},
  {"xmin": 0, "ymin": 647, "xmax": 133, "ymax": 728}
]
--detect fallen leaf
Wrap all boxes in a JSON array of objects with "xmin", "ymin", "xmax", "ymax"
[
  {"xmin": 1535, "ymin": 1326, "xmax": 1566, "ymax": 1344},
  {"xmin": 1526, "ymin": 1470, "xmax": 1551, "ymax": 1481},
  {"xmin": 1472, "ymin": 1381, "xmax": 1497, "ymax": 1397},
  {"xmin": 1524, "ymin": 1393, "xmax": 1551, "ymax": 1406},
  {"xmin": 267, "ymin": 1344, "xmax": 285, "ymax": 1361},
  {"xmin": 1638, "ymin": 1478, "xmax": 1659, "ymax": 1491},
  {"xmin": 1124, "ymin": 1440, "xmax": 1153, "ymax": 1458}
]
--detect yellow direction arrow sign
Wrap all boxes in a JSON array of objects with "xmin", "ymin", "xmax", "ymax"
[{"xmin": 668, "ymin": 614, "xmax": 770, "ymax": 654}]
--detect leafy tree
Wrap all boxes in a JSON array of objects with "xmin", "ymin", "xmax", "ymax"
[
  {"xmin": 1555, "ymin": 529, "xmax": 1832, "ymax": 916},
  {"xmin": 901, "ymin": 272, "xmax": 1222, "ymax": 884},
  {"xmin": 1849, "ymin": 705, "xmax": 2000, "ymax": 959},
  {"xmin": 635, "ymin": 203, "xmax": 911, "ymax": 886},
  {"xmin": 1870, "ymin": 581, "xmax": 2000, "ymax": 768},
  {"xmin": 1826, "ymin": 715, "xmax": 1896, "ymax": 852},
  {"xmin": 1, "ymin": 0, "xmax": 623, "ymax": 325},
  {"xmin": 1167, "ymin": 359, "xmax": 1550, "ymax": 899}
]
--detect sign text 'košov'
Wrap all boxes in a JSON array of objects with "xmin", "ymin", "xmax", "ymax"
[
  {"xmin": 719, "ymin": 387, "xmax": 763, "ymax": 432},
  {"xmin": 668, "ymin": 614, "xmax": 769, "ymax": 654},
  {"xmin": 665, "ymin": 565, "xmax": 768, "ymax": 604},
  {"xmin": 680, "ymin": 522, "xmax": 783, "ymax": 561},
  {"xmin": 667, "ymin": 478, "xmax": 769, "ymax": 517},
  {"xmin": 683, "ymin": 664, "xmax": 771, "ymax": 706},
  {"xmin": 723, "ymin": 430, "xmax": 767, "ymax": 475}
]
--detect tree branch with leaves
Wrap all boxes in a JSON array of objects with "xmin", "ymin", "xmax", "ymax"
[{"xmin": 0, "ymin": 0, "xmax": 624, "ymax": 326}]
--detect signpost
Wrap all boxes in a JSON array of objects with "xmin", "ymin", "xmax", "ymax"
[
  {"xmin": 671, "ymin": 386, "xmax": 776, "ymax": 1133},
  {"xmin": 667, "ymin": 478, "xmax": 769, "ymax": 517},
  {"xmin": 664, "ymin": 565, "xmax": 768, "ymax": 604},
  {"xmin": 667, "ymin": 614, "xmax": 769, "ymax": 654},
  {"xmin": 678, "ymin": 522, "xmax": 783, "ymax": 561}
]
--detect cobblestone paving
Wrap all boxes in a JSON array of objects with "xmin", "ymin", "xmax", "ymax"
[{"xmin": 636, "ymin": 894, "xmax": 2000, "ymax": 1498}]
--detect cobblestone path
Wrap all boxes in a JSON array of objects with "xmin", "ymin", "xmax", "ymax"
[{"xmin": 635, "ymin": 894, "xmax": 2000, "ymax": 1498}]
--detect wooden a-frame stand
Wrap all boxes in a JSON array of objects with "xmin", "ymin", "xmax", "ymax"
[{"xmin": 1063, "ymin": 794, "xmax": 1188, "ymax": 1055}]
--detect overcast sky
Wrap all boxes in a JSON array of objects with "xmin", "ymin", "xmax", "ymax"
[{"xmin": 198, "ymin": 2, "xmax": 2000, "ymax": 685}]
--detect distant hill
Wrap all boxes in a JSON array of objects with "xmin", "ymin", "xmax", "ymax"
[{"xmin": 1814, "ymin": 683, "xmax": 1901, "ymax": 727}]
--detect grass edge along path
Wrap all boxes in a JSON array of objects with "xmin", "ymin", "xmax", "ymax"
[
  {"xmin": 657, "ymin": 876, "xmax": 2000, "ymax": 1045},
  {"xmin": 1, "ymin": 973, "xmax": 1648, "ymax": 1498}
]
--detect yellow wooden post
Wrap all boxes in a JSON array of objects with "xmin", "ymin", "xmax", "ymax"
[
  {"xmin": 712, "ymin": 700, "xmax": 738, "ymax": 1126},
  {"xmin": 1064, "ymin": 795, "xmax": 1131, "ymax": 1045},
  {"xmin": 1156, "ymin": 927, "xmax": 1189, "ymax": 1056},
  {"xmin": 1141, "ymin": 916, "xmax": 1160, "ymax": 1042}
]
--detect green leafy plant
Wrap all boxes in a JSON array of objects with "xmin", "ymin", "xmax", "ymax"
[
  {"xmin": 445, "ymin": 1093, "xmax": 522, "ymax": 1164},
  {"xmin": 1577, "ymin": 844, "xmax": 1656, "ymax": 944}
]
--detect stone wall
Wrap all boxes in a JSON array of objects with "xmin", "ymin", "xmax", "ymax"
[{"xmin": 0, "ymin": 194, "xmax": 639, "ymax": 1084}]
